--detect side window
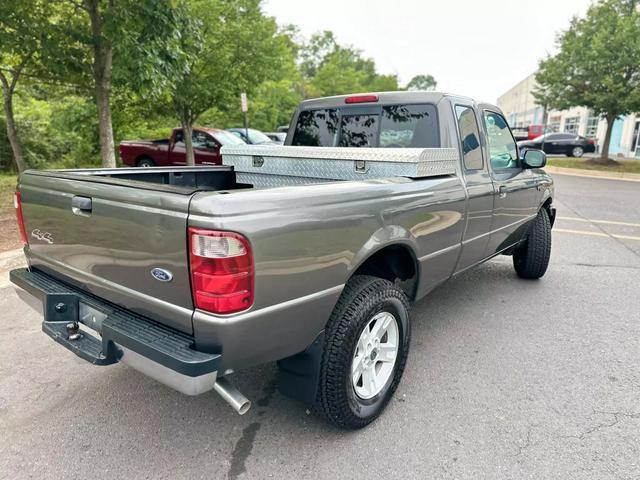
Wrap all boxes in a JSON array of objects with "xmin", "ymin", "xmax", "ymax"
[
  {"xmin": 192, "ymin": 130, "xmax": 210, "ymax": 149},
  {"xmin": 174, "ymin": 130, "xmax": 184, "ymax": 145},
  {"xmin": 483, "ymin": 111, "xmax": 518, "ymax": 170},
  {"xmin": 455, "ymin": 105, "xmax": 483, "ymax": 170}
]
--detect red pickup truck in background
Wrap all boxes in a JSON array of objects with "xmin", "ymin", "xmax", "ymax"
[{"xmin": 119, "ymin": 127, "xmax": 246, "ymax": 167}]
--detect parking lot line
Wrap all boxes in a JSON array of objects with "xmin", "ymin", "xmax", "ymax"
[
  {"xmin": 557, "ymin": 216, "xmax": 640, "ymax": 228},
  {"xmin": 554, "ymin": 228, "xmax": 640, "ymax": 241}
]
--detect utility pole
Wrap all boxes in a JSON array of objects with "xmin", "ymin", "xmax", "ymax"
[{"xmin": 240, "ymin": 92, "xmax": 248, "ymax": 141}]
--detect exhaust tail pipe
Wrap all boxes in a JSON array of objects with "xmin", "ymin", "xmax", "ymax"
[{"xmin": 214, "ymin": 377, "xmax": 251, "ymax": 415}]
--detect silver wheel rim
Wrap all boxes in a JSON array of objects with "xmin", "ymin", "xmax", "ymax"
[
  {"xmin": 573, "ymin": 147, "xmax": 583, "ymax": 157},
  {"xmin": 351, "ymin": 311, "xmax": 399, "ymax": 400}
]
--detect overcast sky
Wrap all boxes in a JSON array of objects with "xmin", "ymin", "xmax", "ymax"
[{"xmin": 263, "ymin": 0, "xmax": 593, "ymax": 103}]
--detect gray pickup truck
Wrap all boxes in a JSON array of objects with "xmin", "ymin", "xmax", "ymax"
[{"xmin": 11, "ymin": 92, "xmax": 554, "ymax": 429}]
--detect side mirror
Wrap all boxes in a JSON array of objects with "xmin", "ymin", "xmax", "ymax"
[{"xmin": 521, "ymin": 149, "xmax": 546, "ymax": 169}]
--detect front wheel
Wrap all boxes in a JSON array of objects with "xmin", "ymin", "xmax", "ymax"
[
  {"xmin": 513, "ymin": 208, "xmax": 552, "ymax": 279},
  {"xmin": 318, "ymin": 275, "xmax": 411, "ymax": 429}
]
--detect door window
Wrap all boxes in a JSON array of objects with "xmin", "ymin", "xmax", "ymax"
[
  {"xmin": 483, "ymin": 111, "xmax": 518, "ymax": 170},
  {"xmin": 192, "ymin": 130, "xmax": 212, "ymax": 149},
  {"xmin": 455, "ymin": 105, "xmax": 483, "ymax": 170}
]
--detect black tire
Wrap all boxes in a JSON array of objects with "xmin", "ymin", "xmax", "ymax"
[
  {"xmin": 513, "ymin": 208, "xmax": 551, "ymax": 279},
  {"xmin": 569, "ymin": 146, "xmax": 584, "ymax": 158},
  {"xmin": 318, "ymin": 275, "xmax": 411, "ymax": 429},
  {"xmin": 137, "ymin": 157, "xmax": 155, "ymax": 167}
]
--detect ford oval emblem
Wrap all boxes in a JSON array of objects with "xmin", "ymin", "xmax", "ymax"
[{"xmin": 151, "ymin": 268, "xmax": 173, "ymax": 282}]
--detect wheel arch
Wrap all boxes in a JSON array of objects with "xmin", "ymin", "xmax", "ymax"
[
  {"xmin": 347, "ymin": 229, "xmax": 420, "ymax": 301},
  {"xmin": 541, "ymin": 196, "xmax": 556, "ymax": 227}
]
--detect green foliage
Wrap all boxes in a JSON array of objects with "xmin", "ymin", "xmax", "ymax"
[
  {"xmin": 534, "ymin": 0, "xmax": 640, "ymax": 158},
  {"xmin": 406, "ymin": 74, "xmax": 437, "ymax": 91},
  {"xmin": 0, "ymin": 1, "xmax": 437, "ymax": 171},
  {"xmin": 0, "ymin": 173, "xmax": 18, "ymax": 211},
  {"xmin": 109, "ymin": 0, "xmax": 195, "ymax": 98},
  {"xmin": 0, "ymin": 91, "xmax": 98, "ymax": 171},
  {"xmin": 172, "ymin": 0, "xmax": 287, "ymax": 122},
  {"xmin": 16, "ymin": 86, "xmax": 99, "ymax": 169},
  {"xmin": 301, "ymin": 32, "xmax": 400, "ymax": 98}
]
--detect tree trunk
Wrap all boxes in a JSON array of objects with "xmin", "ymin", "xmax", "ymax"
[
  {"xmin": 86, "ymin": 0, "xmax": 116, "ymax": 168},
  {"xmin": 600, "ymin": 114, "xmax": 615, "ymax": 161},
  {"xmin": 0, "ymin": 73, "xmax": 27, "ymax": 173},
  {"xmin": 182, "ymin": 119, "xmax": 195, "ymax": 166}
]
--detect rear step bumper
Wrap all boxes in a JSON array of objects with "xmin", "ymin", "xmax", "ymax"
[{"xmin": 10, "ymin": 268, "xmax": 223, "ymax": 396}]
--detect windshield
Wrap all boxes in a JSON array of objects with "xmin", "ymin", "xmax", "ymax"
[
  {"xmin": 213, "ymin": 130, "xmax": 246, "ymax": 146},
  {"xmin": 247, "ymin": 129, "xmax": 273, "ymax": 144}
]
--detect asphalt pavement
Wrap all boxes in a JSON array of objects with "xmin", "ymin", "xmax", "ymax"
[{"xmin": 1, "ymin": 172, "xmax": 639, "ymax": 480}]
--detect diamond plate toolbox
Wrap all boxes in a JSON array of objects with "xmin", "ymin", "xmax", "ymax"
[{"xmin": 221, "ymin": 145, "xmax": 459, "ymax": 182}]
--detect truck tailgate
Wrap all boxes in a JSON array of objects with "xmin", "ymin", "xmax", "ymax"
[{"xmin": 18, "ymin": 171, "xmax": 195, "ymax": 334}]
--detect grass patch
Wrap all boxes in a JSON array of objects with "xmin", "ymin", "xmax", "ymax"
[
  {"xmin": 0, "ymin": 174, "xmax": 18, "ymax": 211},
  {"xmin": 547, "ymin": 158, "xmax": 640, "ymax": 174}
]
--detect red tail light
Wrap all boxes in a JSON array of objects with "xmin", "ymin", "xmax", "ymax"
[
  {"xmin": 588, "ymin": 138, "xmax": 595, "ymax": 145},
  {"xmin": 188, "ymin": 228, "xmax": 253, "ymax": 314},
  {"xmin": 14, "ymin": 192, "xmax": 27, "ymax": 244},
  {"xmin": 345, "ymin": 94, "xmax": 379, "ymax": 104}
]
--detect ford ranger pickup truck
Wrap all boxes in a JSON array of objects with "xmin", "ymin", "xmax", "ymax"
[
  {"xmin": 11, "ymin": 92, "xmax": 555, "ymax": 429},
  {"xmin": 119, "ymin": 127, "xmax": 246, "ymax": 167}
]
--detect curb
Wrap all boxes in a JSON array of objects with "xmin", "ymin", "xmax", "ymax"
[
  {"xmin": 0, "ymin": 248, "xmax": 23, "ymax": 260},
  {"xmin": 545, "ymin": 165, "xmax": 640, "ymax": 182},
  {"xmin": 0, "ymin": 248, "xmax": 25, "ymax": 289}
]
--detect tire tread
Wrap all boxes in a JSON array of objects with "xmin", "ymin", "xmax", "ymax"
[
  {"xmin": 318, "ymin": 275, "xmax": 410, "ymax": 429},
  {"xmin": 513, "ymin": 208, "xmax": 552, "ymax": 279}
]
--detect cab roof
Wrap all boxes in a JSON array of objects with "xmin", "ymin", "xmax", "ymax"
[{"xmin": 298, "ymin": 91, "xmax": 499, "ymax": 113}]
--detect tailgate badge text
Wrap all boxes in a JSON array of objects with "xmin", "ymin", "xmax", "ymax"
[{"xmin": 31, "ymin": 229, "xmax": 53, "ymax": 244}]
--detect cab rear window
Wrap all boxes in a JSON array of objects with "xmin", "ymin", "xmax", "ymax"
[
  {"xmin": 291, "ymin": 109, "xmax": 339, "ymax": 147},
  {"xmin": 291, "ymin": 103, "xmax": 439, "ymax": 148}
]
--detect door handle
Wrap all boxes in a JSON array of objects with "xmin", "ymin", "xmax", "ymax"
[
  {"xmin": 498, "ymin": 186, "xmax": 507, "ymax": 198},
  {"xmin": 71, "ymin": 196, "xmax": 92, "ymax": 216}
]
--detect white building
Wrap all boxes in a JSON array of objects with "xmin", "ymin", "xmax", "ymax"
[{"xmin": 497, "ymin": 74, "xmax": 640, "ymax": 158}]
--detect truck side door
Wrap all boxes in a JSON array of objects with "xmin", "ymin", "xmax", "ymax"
[
  {"xmin": 192, "ymin": 130, "xmax": 221, "ymax": 165},
  {"xmin": 482, "ymin": 110, "xmax": 539, "ymax": 255},
  {"xmin": 169, "ymin": 129, "xmax": 187, "ymax": 165},
  {"xmin": 454, "ymin": 104, "xmax": 495, "ymax": 272}
]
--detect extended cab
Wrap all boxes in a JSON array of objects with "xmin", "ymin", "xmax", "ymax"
[
  {"xmin": 119, "ymin": 127, "xmax": 245, "ymax": 167},
  {"xmin": 11, "ymin": 92, "xmax": 555, "ymax": 429}
]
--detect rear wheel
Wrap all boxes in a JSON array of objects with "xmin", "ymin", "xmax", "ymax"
[
  {"xmin": 569, "ymin": 146, "xmax": 584, "ymax": 158},
  {"xmin": 318, "ymin": 275, "xmax": 411, "ymax": 429},
  {"xmin": 137, "ymin": 157, "xmax": 155, "ymax": 167},
  {"xmin": 513, "ymin": 208, "xmax": 551, "ymax": 279}
]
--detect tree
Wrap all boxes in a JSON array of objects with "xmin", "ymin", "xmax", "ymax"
[
  {"xmin": 306, "ymin": 44, "xmax": 399, "ymax": 98},
  {"xmin": 60, "ymin": 0, "xmax": 191, "ymax": 168},
  {"xmin": 406, "ymin": 74, "xmax": 437, "ymax": 92},
  {"xmin": 0, "ymin": 1, "xmax": 58, "ymax": 172},
  {"xmin": 534, "ymin": 0, "xmax": 640, "ymax": 162},
  {"xmin": 172, "ymin": 0, "xmax": 286, "ymax": 165}
]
